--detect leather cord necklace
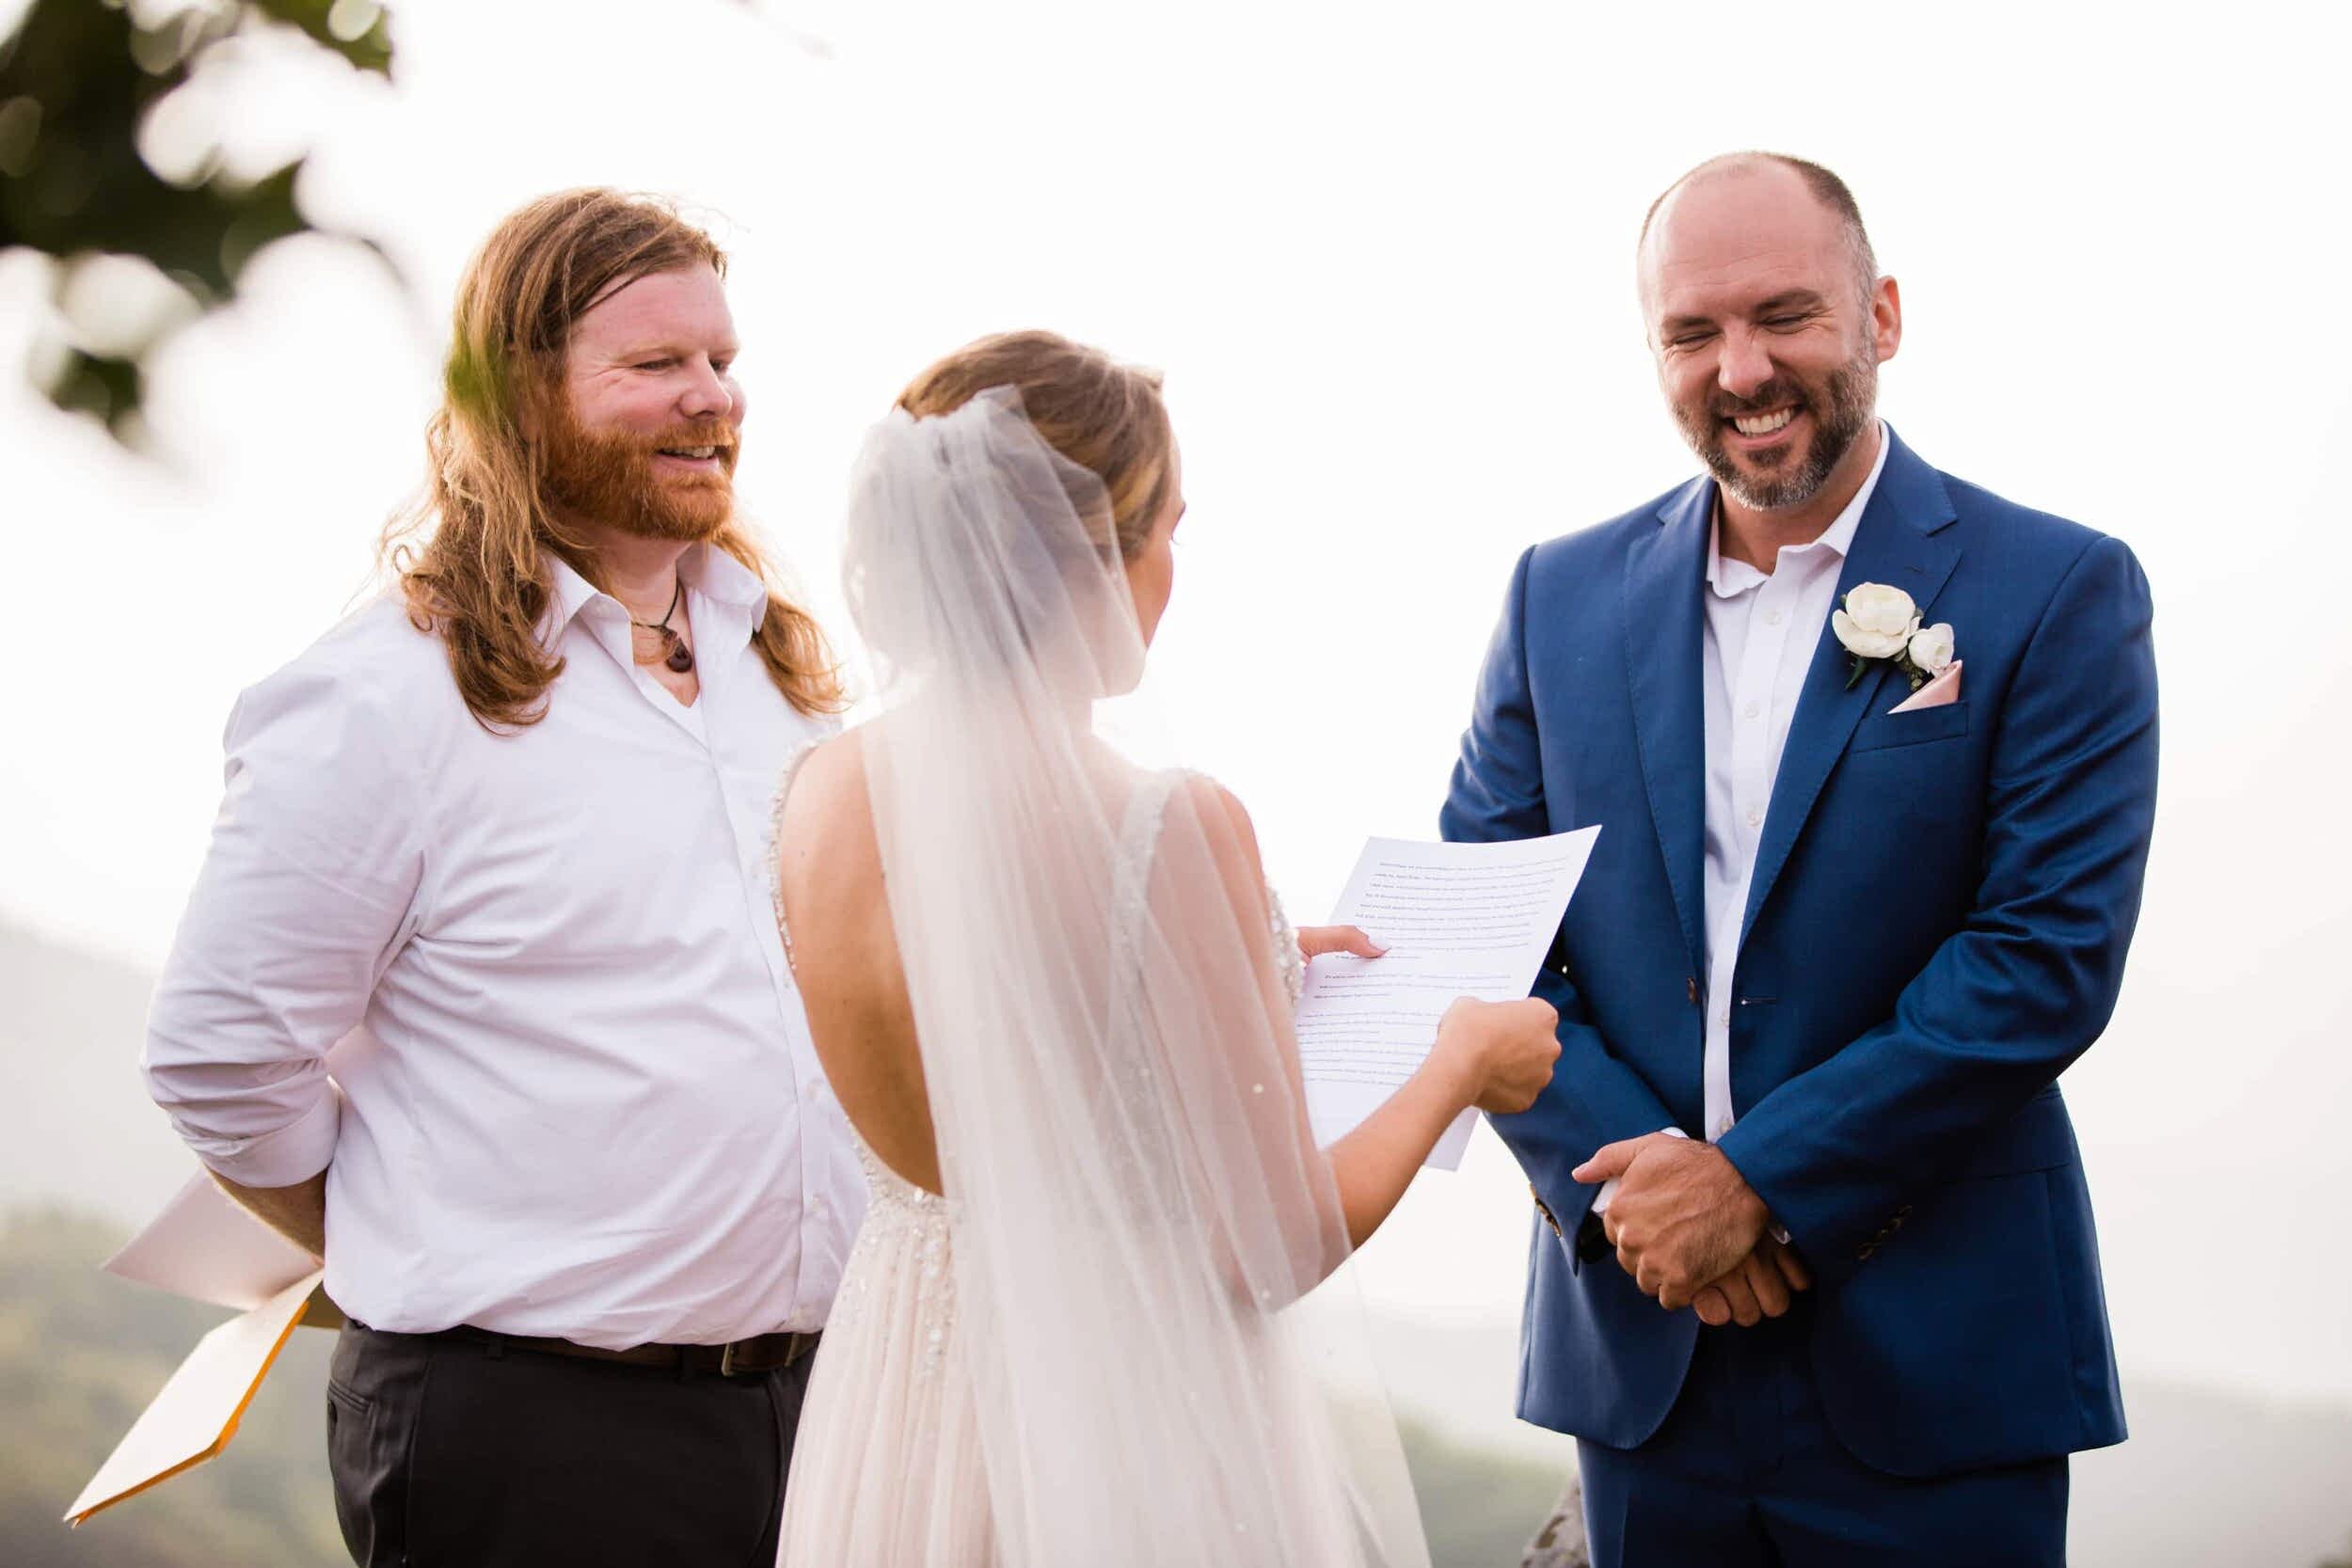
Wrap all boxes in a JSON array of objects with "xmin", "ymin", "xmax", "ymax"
[{"xmin": 630, "ymin": 578, "xmax": 695, "ymax": 674}]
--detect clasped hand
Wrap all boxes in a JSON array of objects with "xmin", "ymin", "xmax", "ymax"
[
  {"xmin": 1296, "ymin": 932, "xmax": 1808, "ymax": 1326},
  {"xmin": 1573, "ymin": 1132, "xmax": 1810, "ymax": 1326}
]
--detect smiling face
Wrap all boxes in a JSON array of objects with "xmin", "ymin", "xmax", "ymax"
[
  {"xmin": 1640, "ymin": 161, "xmax": 1899, "ymax": 515},
  {"xmin": 540, "ymin": 262, "xmax": 746, "ymax": 541}
]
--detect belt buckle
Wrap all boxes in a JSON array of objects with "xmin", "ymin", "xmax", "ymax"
[{"xmin": 719, "ymin": 1339, "xmax": 743, "ymax": 1377}]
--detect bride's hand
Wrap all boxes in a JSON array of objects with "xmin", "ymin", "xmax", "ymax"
[
  {"xmin": 1432, "ymin": 996, "xmax": 1560, "ymax": 1115},
  {"xmin": 1295, "ymin": 925, "xmax": 1388, "ymax": 963}
]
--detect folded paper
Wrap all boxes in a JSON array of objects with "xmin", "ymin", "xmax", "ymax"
[
  {"xmin": 71, "ymin": 1164, "xmax": 342, "ymax": 1524},
  {"xmin": 64, "ymin": 1268, "xmax": 323, "ymax": 1525},
  {"xmin": 103, "ymin": 1170, "xmax": 325, "ymax": 1311}
]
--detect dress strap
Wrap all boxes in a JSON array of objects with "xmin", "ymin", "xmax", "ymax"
[
  {"xmin": 766, "ymin": 738, "xmax": 825, "ymax": 974},
  {"xmin": 1118, "ymin": 768, "xmax": 1183, "ymax": 866},
  {"xmin": 1107, "ymin": 768, "xmax": 1184, "ymax": 955},
  {"xmin": 1106, "ymin": 771, "xmax": 1299, "ymax": 1003}
]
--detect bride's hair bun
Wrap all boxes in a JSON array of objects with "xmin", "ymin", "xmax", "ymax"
[{"xmin": 895, "ymin": 330, "xmax": 1174, "ymax": 563}]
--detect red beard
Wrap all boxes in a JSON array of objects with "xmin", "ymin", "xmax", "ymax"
[{"xmin": 539, "ymin": 403, "xmax": 741, "ymax": 543}]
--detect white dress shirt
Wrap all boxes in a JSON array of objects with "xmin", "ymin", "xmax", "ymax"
[
  {"xmin": 144, "ymin": 544, "xmax": 866, "ymax": 1347},
  {"xmin": 1697, "ymin": 424, "xmax": 1891, "ymax": 1141},
  {"xmin": 1592, "ymin": 424, "xmax": 1889, "ymax": 1221}
]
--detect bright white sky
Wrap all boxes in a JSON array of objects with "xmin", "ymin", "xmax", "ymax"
[{"xmin": 3, "ymin": 0, "xmax": 2347, "ymax": 1419}]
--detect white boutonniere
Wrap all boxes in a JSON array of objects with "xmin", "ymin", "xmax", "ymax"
[{"xmin": 1831, "ymin": 583, "xmax": 1956, "ymax": 692}]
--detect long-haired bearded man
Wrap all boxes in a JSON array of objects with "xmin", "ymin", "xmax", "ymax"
[{"xmin": 142, "ymin": 189, "xmax": 861, "ymax": 1566}]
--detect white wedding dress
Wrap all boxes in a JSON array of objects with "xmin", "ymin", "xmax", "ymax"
[
  {"xmin": 771, "ymin": 389, "xmax": 1428, "ymax": 1568},
  {"xmin": 772, "ymin": 764, "xmax": 1306, "ymax": 1566}
]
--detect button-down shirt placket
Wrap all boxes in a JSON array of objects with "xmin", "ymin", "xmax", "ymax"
[
  {"xmin": 1703, "ymin": 556, "xmax": 1811, "ymax": 1141},
  {"xmin": 674, "ymin": 579, "xmax": 835, "ymax": 1328},
  {"xmin": 1696, "ymin": 424, "xmax": 1891, "ymax": 1148}
]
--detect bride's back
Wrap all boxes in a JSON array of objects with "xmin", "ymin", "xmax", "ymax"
[
  {"xmin": 775, "ymin": 729, "xmax": 938, "ymax": 1194},
  {"xmin": 775, "ymin": 724, "xmax": 1154, "ymax": 1197},
  {"xmin": 775, "ymin": 339, "xmax": 1438, "ymax": 1566}
]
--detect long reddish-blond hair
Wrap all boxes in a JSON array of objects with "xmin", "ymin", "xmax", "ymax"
[{"xmin": 382, "ymin": 188, "xmax": 843, "ymax": 729}]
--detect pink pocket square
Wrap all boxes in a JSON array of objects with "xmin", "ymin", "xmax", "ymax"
[{"xmin": 1889, "ymin": 660, "xmax": 1962, "ymax": 714}]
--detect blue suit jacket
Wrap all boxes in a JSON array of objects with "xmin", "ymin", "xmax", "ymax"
[{"xmin": 1441, "ymin": 429, "xmax": 2155, "ymax": 1479}]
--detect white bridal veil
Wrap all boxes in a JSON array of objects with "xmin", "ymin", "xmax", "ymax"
[{"xmin": 843, "ymin": 389, "xmax": 1429, "ymax": 1566}]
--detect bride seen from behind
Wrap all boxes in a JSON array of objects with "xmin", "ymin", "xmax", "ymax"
[{"xmin": 772, "ymin": 331, "xmax": 1558, "ymax": 1566}]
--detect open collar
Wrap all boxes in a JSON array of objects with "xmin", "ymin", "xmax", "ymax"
[
  {"xmin": 538, "ymin": 542, "xmax": 766, "ymax": 654},
  {"xmin": 1703, "ymin": 420, "xmax": 1889, "ymax": 599}
]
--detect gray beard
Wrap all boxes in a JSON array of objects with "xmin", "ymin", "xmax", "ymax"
[{"xmin": 1694, "ymin": 353, "xmax": 1877, "ymax": 513}]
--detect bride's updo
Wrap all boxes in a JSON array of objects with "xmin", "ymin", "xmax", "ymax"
[{"xmin": 894, "ymin": 330, "xmax": 1175, "ymax": 562}]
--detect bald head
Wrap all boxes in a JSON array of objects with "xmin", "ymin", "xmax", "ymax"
[
  {"xmin": 1632, "ymin": 151, "xmax": 1900, "ymax": 520},
  {"xmin": 1639, "ymin": 152, "xmax": 1877, "ymax": 313}
]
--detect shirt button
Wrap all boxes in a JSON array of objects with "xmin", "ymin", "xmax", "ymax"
[
  {"xmin": 1742, "ymin": 700, "xmax": 1761, "ymax": 720},
  {"xmin": 1746, "ymin": 807, "xmax": 1763, "ymax": 828},
  {"xmin": 804, "ymin": 1195, "xmax": 824, "ymax": 1216},
  {"xmin": 1764, "ymin": 610, "xmax": 1784, "ymax": 626}
]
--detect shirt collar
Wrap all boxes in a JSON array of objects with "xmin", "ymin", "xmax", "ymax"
[
  {"xmin": 1704, "ymin": 420, "xmax": 1891, "ymax": 599},
  {"xmin": 681, "ymin": 540, "xmax": 771, "ymax": 613},
  {"xmin": 545, "ymin": 551, "xmax": 603, "ymax": 644},
  {"xmin": 539, "ymin": 541, "xmax": 769, "ymax": 651}
]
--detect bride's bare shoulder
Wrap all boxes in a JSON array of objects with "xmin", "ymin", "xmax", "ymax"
[
  {"xmin": 793, "ymin": 727, "xmax": 869, "ymax": 800},
  {"xmin": 1176, "ymin": 770, "xmax": 1257, "ymax": 848},
  {"xmin": 777, "ymin": 731, "xmax": 880, "ymax": 888}
]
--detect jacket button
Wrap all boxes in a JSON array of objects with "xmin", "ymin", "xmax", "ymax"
[{"xmin": 1857, "ymin": 1243, "xmax": 1877, "ymax": 1261}]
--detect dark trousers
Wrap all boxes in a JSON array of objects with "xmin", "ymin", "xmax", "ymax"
[
  {"xmin": 1578, "ymin": 1307, "xmax": 2069, "ymax": 1567},
  {"xmin": 326, "ymin": 1320, "xmax": 814, "ymax": 1568}
]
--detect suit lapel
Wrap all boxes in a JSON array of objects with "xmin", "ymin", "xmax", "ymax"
[
  {"xmin": 1623, "ymin": 476, "xmax": 1713, "ymax": 979},
  {"xmin": 1739, "ymin": 430, "xmax": 1963, "ymax": 945}
]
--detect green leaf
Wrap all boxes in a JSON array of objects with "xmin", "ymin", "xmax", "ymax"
[{"xmin": 0, "ymin": 0, "xmax": 403, "ymax": 444}]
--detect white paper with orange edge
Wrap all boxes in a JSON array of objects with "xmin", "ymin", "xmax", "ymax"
[
  {"xmin": 66, "ymin": 1169, "xmax": 340, "ymax": 1524},
  {"xmin": 64, "ymin": 1265, "xmax": 323, "ymax": 1524}
]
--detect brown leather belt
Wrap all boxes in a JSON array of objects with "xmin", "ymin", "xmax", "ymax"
[{"xmin": 436, "ymin": 1323, "xmax": 819, "ymax": 1376}]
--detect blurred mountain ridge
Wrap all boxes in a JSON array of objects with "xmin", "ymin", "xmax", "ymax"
[{"xmin": 0, "ymin": 916, "xmax": 192, "ymax": 1224}]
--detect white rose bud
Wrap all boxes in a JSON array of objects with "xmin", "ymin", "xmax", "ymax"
[
  {"xmin": 1908, "ymin": 622, "xmax": 1956, "ymax": 675},
  {"xmin": 1831, "ymin": 583, "xmax": 1920, "ymax": 660}
]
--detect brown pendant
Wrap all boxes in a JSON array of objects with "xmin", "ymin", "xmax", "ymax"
[{"xmin": 664, "ymin": 632, "xmax": 695, "ymax": 674}]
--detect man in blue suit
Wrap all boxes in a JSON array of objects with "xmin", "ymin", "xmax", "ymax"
[{"xmin": 1444, "ymin": 151, "xmax": 2157, "ymax": 1563}]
